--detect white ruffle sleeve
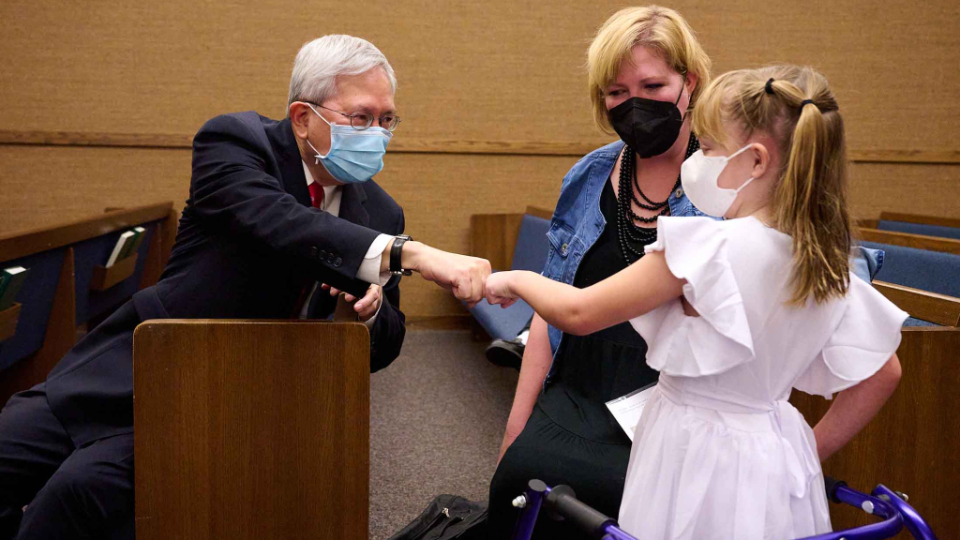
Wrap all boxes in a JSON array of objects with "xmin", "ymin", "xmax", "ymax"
[
  {"xmin": 794, "ymin": 274, "xmax": 908, "ymax": 398},
  {"xmin": 629, "ymin": 217, "xmax": 755, "ymax": 377}
]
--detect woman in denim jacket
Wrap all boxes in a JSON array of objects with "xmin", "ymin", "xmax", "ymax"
[
  {"xmin": 486, "ymin": 9, "xmax": 884, "ymax": 538},
  {"xmin": 486, "ymin": 7, "xmax": 715, "ymax": 539}
]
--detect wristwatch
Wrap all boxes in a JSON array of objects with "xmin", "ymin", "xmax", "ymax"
[{"xmin": 390, "ymin": 235, "xmax": 413, "ymax": 276}]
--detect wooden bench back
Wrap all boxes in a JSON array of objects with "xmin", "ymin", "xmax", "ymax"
[
  {"xmin": 879, "ymin": 211, "xmax": 960, "ymax": 230},
  {"xmin": 133, "ymin": 320, "xmax": 370, "ymax": 540},
  {"xmin": 874, "ymin": 281, "xmax": 960, "ymax": 326},
  {"xmin": 790, "ymin": 327, "xmax": 960, "ymax": 539},
  {"xmin": 0, "ymin": 202, "xmax": 176, "ymax": 403},
  {"xmin": 470, "ymin": 206, "xmax": 552, "ymax": 270},
  {"xmin": 858, "ymin": 227, "xmax": 960, "ymax": 255}
]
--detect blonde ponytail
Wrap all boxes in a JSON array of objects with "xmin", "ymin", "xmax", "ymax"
[{"xmin": 693, "ymin": 66, "xmax": 853, "ymax": 305}]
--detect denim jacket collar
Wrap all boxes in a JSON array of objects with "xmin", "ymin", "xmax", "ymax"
[{"xmin": 540, "ymin": 140, "xmax": 707, "ymax": 381}]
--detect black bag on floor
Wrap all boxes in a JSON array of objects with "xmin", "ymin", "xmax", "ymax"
[{"xmin": 386, "ymin": 494, "xmax": 488, "ymax": 540}]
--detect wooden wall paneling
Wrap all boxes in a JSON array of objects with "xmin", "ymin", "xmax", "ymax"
[
  {"xmin": 0, "ymin": 145, "xmax": 191, "ymax": 234},
  {"xmin": 790, "ymin": 328, "xmax": 960, "ymax": 539},
  {"xmin": 857, "ymin": 228, "xmax": 960, "ymax": 255},
  {"xmin": 3, "ymin": 145, "xmax": 959, "ymax": 319},
  {"xmin": 134, "ymin": 320, "xmax": 370, "ymax": 540},
  {"xmin": 0, "ymin": 247, "xmax": 77, "ymax": 404},
  {"xmin": 5, "ymin": 130, "xmax": 960, "ymax": 165},
  {"xmin": 846, "ymin": 162, "xmax": 960, "ymax": 223},
  {"xmin": 1, "ymin": 1, "xmax": 958, "ymax": 151}
]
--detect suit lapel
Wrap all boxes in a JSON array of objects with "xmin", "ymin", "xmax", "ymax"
[
  {"xmin": 266, "ymin": 117, "xmax": 312, "ymax": 207},
  {"xmin": 338, "ymin": 183, "xmax": 370, "ymax": 228}
]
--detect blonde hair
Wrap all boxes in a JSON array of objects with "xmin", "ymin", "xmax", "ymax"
[
  {"xmin": 587, "ymin": 6, "xmax": 712, "ymax": 133},
  {"xmin": 693, "ymin": 65, "xmax": 852, "ymax": 305}
]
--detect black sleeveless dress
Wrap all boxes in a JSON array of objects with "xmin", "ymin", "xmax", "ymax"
[{"xmin": 487, "ymin": 180, "xmax": 659, "ymax": 539}]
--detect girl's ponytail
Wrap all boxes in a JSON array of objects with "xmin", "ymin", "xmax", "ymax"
[{"xmin": 693, "ymin": 66, "xmax": 853, "ymax": 305}]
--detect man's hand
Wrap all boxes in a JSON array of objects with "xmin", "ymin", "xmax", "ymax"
[
  {"xmin": 321, "ymin": 283, "xmax": 381, "ymax": 321},
  {"xmin": 484, "ymin": 271, "xmax": 519, "ymax": 308},
  {"xmin": 388, "ymin": 241, "xmax": 491, "ymax": 307}
]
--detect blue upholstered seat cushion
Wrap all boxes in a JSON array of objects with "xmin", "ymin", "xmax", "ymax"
[
  {"xmin": 510, "ymin": 215, "xmax": 551, "ymax": 273},
  {"xmin": 861, "ymin": 241, "xmax": 960, "ymax": 298},
  {"xmin": 861, "ymin": 241, "xmax": 960, "ymax": 327},
  {"xmin": 470, "ymin": 297, "xmax": 535, "ymax": 341}
]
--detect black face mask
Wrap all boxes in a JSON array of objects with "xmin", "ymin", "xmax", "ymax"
[{"xmin": 608, "ymin": 81, "xmax": 685, "ymax": 158}]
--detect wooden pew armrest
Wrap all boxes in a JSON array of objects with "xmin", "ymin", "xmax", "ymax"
[{"xmin": 873, "ymin": 280, "xmax": 960, "ymax": 326}]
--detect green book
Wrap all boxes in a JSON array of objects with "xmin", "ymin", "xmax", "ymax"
[
  {"xmin": 121, "ymin": 227, "xmax": 147, "ymax": 259},
  {"xmin": 0, "ymin": 266, "xmax": 28, "ymax": 311}
]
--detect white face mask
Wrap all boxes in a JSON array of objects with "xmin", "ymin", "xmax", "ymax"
[{"xmin": 680, "ymin": 145, "xmax": 755, "ymax": 218}]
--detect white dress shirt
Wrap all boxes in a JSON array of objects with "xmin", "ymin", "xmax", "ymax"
[{"xmin": 300, "ymin": 162, "xmax": 395, "ymax": 325}]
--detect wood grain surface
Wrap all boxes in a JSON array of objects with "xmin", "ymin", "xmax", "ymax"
[
  {"xmin": 858, "ymin": 227, "xmax": 960, "ymax": 255},
  {"xmin": 0, "ymin": 303, "xmax": 21, "ymax": 343},
  {"xmin": 90, "ymin": 254, "xmax": 138, "ymax": 292},
  {"xmin": 133, "ymin": 320, "xmax": 370, "ymax": 540},
  {"xmin": 879, "ymin": 211, "xmax": 960, "ymax": 230},
  {"xmin": 790, "ymin": 328, "xmax": 960, "ymax": 539},
  {"xmin": 874, "ymin": 281, "xmax": 960, "ymax": 326},
  {"xmin": 4, "ymin": 130, "xmax": 959, "ymax": 164}
]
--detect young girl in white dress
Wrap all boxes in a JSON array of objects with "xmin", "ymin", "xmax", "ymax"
[{"xmin": 483, "ymin": 64, "xmax": 907, "ymax": 540}]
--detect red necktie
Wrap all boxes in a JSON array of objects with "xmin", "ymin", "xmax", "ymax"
[
  {"xmin": 308, "ymin": 182, "xmax": 324, "ymax": 209},
  {"xmin": 293, "ymin": 182, "xmax": 325, "ymax": 317}
]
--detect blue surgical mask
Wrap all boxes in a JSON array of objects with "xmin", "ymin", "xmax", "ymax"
[{"xmin": 305, "ymin": 104, "xmax": 392, "ymax": 184}]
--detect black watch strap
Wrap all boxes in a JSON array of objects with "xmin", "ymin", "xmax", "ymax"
[{"xmin": 390, "ymin": 235, "xmax": 413, "ymax": 276}]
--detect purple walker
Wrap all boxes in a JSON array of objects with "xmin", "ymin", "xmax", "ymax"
[{"xmin": 509, "ymin": 477, "xmax": 938, "ymax": 540}]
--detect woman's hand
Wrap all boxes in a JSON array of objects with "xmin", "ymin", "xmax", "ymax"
[{"xmin": 485, "ymin": 272, "xmax": 519, "ymax": 308}]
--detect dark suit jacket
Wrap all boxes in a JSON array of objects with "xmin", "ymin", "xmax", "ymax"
[{"xmin": 45, "ymin": 112, "xmax": 406, "ymax": 447}]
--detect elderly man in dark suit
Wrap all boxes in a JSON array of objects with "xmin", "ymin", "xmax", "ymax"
[{"xmin": 0, "ymin": 35, "xmax": 490, "ymax": 540}]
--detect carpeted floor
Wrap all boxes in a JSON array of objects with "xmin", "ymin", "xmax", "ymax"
[{"xmin": 370, "ymin": 330, "xmax": 519, "ymax": 539}]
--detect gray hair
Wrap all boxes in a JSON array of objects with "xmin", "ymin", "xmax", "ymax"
[{"xmin": 287, "ymin": 35, "xmax": 397, "ymax": 111}]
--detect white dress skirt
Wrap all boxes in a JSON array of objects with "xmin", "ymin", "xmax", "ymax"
[{"xmin": 617, "ymin": 216, "xmax": 907, "ymax": 540}]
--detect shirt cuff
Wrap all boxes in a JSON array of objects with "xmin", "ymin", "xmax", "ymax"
[{"xmin": 357, "ymin": 234, "xmax": 395, "ymax": 286}]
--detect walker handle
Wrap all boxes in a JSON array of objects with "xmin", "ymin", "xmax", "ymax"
[
  {"xmin": 544, "ymin": 485, "xmax": 618, "ymax": 538},
  {"xmin": 824, "ymin": 476, "xmax": 848, "ymax": 504}
]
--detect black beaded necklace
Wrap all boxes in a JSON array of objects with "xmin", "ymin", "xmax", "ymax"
[{"xmin": 616, "ymin": 134, "xmax": 700, "ymax": 264}]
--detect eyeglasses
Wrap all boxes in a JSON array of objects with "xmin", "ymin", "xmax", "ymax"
[{"xmin": 305, "ymin": 102, "xmax": 402, "ymax": 132}]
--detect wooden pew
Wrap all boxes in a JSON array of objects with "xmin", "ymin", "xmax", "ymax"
[
  {"xmin": 0, "ymin": 202, "xmax": 176, "ymax": 404},
  {"xmin": 879, "ymin": 211, "xmax": 960, "ymax": 230},
  {"xmin": 470, "ymin": 206, "xmax": 552, "ymax": 269},
  {"xmin": 790, "ymin": 327, "xmax": 960, "ymax": 539},
  {"xmin": 857, "ymin": 227, "xmax": 960, "ymax": 255},
  {"xmin": 133, "ymin": 320, "xmax": 370, "ymax": 540},
  {"xmin": 874, "ymin": 281, "xmax": 960, "ymax": 326}
]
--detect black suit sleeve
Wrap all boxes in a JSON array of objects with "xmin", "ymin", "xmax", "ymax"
[
  {"xmin": 369, "ymin": 209, "xmax": 406, "ymax": 372},
  {"xmin": 189, "ymin": 114, "xmax": 379, "ymax": 296}
]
